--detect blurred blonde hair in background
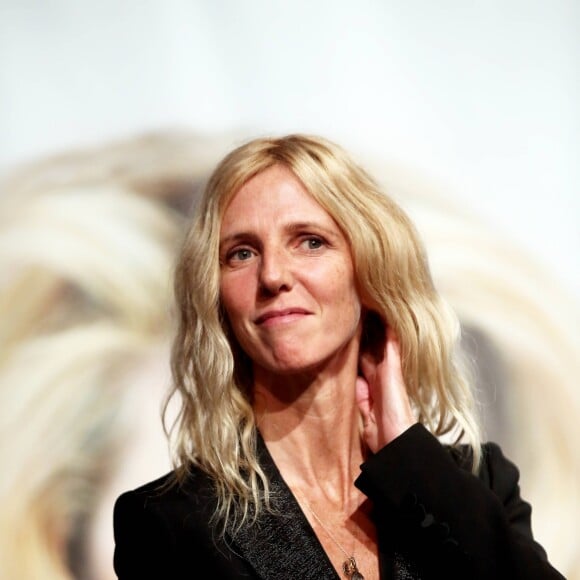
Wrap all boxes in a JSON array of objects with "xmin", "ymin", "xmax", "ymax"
[
  {"xmin": 0, "ymin": 130, "xmax": 577, "ymax": 579},
  {"xmin": 0, "ymin": 130, "xmax": 231, "ymax": 579}
]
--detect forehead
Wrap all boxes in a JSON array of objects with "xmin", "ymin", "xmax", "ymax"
[{"xmin": 220, "ymin": 165, "xmax": 334, "ymax": 229}]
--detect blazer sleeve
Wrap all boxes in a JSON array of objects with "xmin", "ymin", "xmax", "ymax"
[{"xmin": 354, "ymin": 423, "xmax": 565, "ymax": 580}]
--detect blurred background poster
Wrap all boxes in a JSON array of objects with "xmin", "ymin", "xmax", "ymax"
[
  {"xmin": 0, "ymin": 2, "xmax": 578, "ymax": 579},
  {"xmin": 2, "ymin": 1, "xmax": 578, "ymax": 293}
]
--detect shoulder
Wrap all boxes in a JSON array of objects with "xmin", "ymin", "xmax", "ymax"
[
  {"xmin": 112, "ymin": 467, "xmax": 222, "ymax": 577},
  {"xmin": 121, "ymin": 470, "xmax": 177, "ymax": 496},
  {"xmin": 447, "ymin": 440, "xmax": 531, "ymax": 517},
  {"xmin": 447, "ymin": 440, "xmax": 520, "ymax": 486},
  {"xmin": 113, "ymin": 465, "xmax": 220, "ymax": 553},
  {"xmin": 114, "ymin": 471, "xmax": 178, "ymax": 510},
  {"xmin": 114, "ymin": 465, "xmax": 215, "ymax": 519}
]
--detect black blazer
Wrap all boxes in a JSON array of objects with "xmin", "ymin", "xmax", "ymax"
[{"xmin": 113, "ymin": 424, "xmax": 565, "ymax": 579}]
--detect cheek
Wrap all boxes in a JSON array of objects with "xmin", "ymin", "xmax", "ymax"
[
  {"xmin": 343, "ymin": 289, "xmax": 363, "ymax": 328},
  {"xmin": 220, "ymin": 274, "xmax": 252, "ymax": 325},
  {"xmin": 321, "ymin": 265, "xmax": 361, "ymax": 318},
  {"xmin": 219, "ymin": 277, "xmax": 237, "ymax": 325}
]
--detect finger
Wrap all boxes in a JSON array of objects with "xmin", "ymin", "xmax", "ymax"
[
  {"xmin": 356, "ymin": 375, "xmax": 379, "ymax": 451},
  {"xmin": 355, "ymin": 375, "xmax": 372, "ymax": 420}
]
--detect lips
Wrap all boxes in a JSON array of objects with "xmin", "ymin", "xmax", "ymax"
[{"xmin": 255, "ymin": 308, "xmax": 311, "ymax": 325}]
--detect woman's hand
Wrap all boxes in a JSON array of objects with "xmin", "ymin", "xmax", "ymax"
[{"xmin": 355, "ymin": 325, "xmax": 417, "ymax": 453}]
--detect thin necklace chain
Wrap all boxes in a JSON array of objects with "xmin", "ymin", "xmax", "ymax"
[
  {"xmin": 297, "ymin": 494, "xmax": 365, "ymax": 579},
  {"xmin": 300, "ymin": 497, "xmax": 352, "ymax": 559}
]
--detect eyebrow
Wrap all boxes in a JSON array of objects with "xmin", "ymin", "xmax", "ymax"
[{"xmin": 219, "ymin": 220, "xmax": 341, "ymax": 247}]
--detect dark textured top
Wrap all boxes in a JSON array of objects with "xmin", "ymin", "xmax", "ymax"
[{"xmin": 113, "ymin": 424, "xmax": 565, "ymax": 579}]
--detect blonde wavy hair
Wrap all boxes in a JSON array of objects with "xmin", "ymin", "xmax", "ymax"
[{"xmin": 167, "ymin": 133, "xmax": 482, "ymax": 532}]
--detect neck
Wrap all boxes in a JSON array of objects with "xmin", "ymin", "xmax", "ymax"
[
  {"xmin": 255, "ymin": 375, "xmax": 367, "ymax": 503},
  {"xmin": 253, "ymin": 358, "xmax": 378, "ymax": 579}
]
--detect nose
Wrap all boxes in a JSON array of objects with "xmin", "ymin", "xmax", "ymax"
[{"xmin": 258, "ymin": 247, "xmax": 293, "ymax": 295}]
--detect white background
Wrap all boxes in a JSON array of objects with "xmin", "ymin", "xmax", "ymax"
[{"xmin": 1, "ymin": 0, "xmax": 578, "ymax": 293}]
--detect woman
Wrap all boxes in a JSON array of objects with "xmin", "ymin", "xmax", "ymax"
[{"xmin": 113, "ymin": 134, "xmax": 564, "ymax": 579}]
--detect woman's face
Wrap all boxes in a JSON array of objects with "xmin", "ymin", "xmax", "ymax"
[{"xmin": 219, "ymin": 164, "xmax": 362, "ymax": 376}]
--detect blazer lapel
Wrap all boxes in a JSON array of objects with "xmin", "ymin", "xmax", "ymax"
[{"xmin": 228, "ymin": 435, "xmax": 339, "ymax": 580}]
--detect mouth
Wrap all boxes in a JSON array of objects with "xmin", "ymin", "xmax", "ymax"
[{"xmin": 255, "ymin": 308, "xmax": 311, "ymax": 325}]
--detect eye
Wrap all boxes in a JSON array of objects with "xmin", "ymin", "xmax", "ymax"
[
  {"xmin": 226, "ymin": 247, "xmax": 255, "ymax": 263},
  {"xmin": 301, "ymin": 236, "xmax": 325, "ymax": 250}
]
